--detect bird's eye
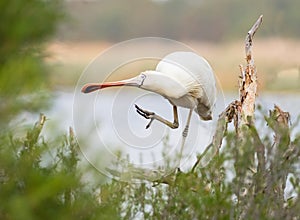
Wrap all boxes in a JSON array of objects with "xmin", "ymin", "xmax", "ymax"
[{"xmin": 139, "ymin": 74, "xmax": 146, "ymax": 87}]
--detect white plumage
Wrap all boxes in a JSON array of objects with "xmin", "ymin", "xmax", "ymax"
[
  {"xmin": 141, "ymin": 52, "xmax": 216, "ymax": 120},
  {"xmin": 81, "ymin": 51, "xmax": 217, "ymax": 159}
]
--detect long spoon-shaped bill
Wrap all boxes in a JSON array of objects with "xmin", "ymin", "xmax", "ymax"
[{"xmin": 81, "ymin": 78, "xmax": 139, "ymax": 93}]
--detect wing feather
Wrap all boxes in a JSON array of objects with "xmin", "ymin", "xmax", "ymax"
[{"xmin": 156, "ymin": 52, "xmax": 216, "ymax": 107}]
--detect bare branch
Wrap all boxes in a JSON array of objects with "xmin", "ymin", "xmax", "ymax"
[
  {"xmin": 239, "ymin": 15, "xmax": 263, "ymax": 124},
  {"xmin": 245, "ymin": 15, "xmax": 263, "ymax": 62},
  {"xmin": 192, "ymin": 101, "xmax": 240, "ymax": 171},
  {"xmin": 105, "ymin": 166, "xmax": 177, "ymax": 185}
]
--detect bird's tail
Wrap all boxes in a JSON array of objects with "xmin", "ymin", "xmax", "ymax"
[{"xmin": 81, "ymin": 83, "xmax": 102, "ymax": 93}]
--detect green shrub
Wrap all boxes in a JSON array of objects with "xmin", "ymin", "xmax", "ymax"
[
  {"xmin": 1, "ymin": 110, "xmax": 299, "ymax": 219},
  {"xmin": 0, "ymin": 0, "xmax": 64, "ymax": 125}
]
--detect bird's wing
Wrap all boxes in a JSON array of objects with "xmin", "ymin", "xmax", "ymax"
[{"xmin": 156, "ymin": 52, "xmax": 216, "ymax": 105}]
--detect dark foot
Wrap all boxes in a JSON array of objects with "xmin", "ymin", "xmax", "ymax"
[{"xmin": 135, "ymin": 104, "xmax": 155, "ymax": 129}]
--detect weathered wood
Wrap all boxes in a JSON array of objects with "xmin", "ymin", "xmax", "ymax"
[
  {"xmin": 239, "ymin": 15, "xmax": 263, "ymax": 124},
  {"xmin": 232, "ymin": 16, "xmax": 264, "ymax": 210},
  {"xmin": 245, "ymin": 15, "xmax": 263, "ymax": 62},
  {"xmin": 193, "ymin": 15, "xmax": 263, "ymax": 171},
  {"xmin": 191, "ymin": 100, "xmax": 239, "ymax": 171}
]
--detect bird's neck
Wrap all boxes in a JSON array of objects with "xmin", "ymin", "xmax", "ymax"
[{"xmin": 140, "ymin": 70, "xmax": 188, "ymax": 99}]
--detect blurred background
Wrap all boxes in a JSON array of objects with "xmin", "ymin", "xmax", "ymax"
[
  {"xmin": 1, "ymin": 0, "xmax": 299, "ymax": 121},
  {"xmin": 45, "ymin": 0, "xmax": 300, "ymax": 141},
  {"xmin": 1, "ymin": 0, "xmax": 299, "ymax": 168},
  {"xmin": 42, "ymin": 0, "xmax": 300, "ymax": 172},
  {"xmin": 48, "ymin": 0, "xmax": 300, "ymax": 92}
]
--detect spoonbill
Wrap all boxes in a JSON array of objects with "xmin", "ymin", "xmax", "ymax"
[{"xmin": 81, "ymin": 51, "xmax": 216, "ymax": 159}]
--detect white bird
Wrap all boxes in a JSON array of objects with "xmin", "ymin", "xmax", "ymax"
[{"xmin": 81, "ymin": 51, "xmax": 216, "ymax": 159}]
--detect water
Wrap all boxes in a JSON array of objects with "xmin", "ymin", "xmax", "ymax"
[{"xmin": 41, "ymin": 90, "xmax": 299, "ymax": 177}]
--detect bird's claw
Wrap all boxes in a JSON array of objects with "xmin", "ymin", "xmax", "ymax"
[
  {"xmin": 135, "ymin": 104, "xmax": 155, "ymax": 129},
  {"xmin": 135, "ymin": 104, "xmax": 155, "ymax": 119}
]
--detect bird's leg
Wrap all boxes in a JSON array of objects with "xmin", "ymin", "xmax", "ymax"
[
  {"xmin": 135, "ymin": 104, "xmax": 179, "ymax": 129},
  {"xmin": 179, "ymin": 108, "xmax": 193, "ymax": 161}
]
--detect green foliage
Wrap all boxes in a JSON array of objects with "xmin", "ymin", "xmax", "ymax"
[
  {"xmin": 1, "ymin": 110, "xmax": 299, "ymax": 219},
  {"xmin": 98, "ymin": 108, "xmax": 300, "ymax": 219},
  {"xmin": 0, "ymin": 0, "xmax": 64, "ymax": 63},
  {"xmin": 0, "ymin": 115, "xmax": 101, "ymax": 219},
  {"xmin": 0, "ymin": 0, "xmax": 64, "ymax": 125}
]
